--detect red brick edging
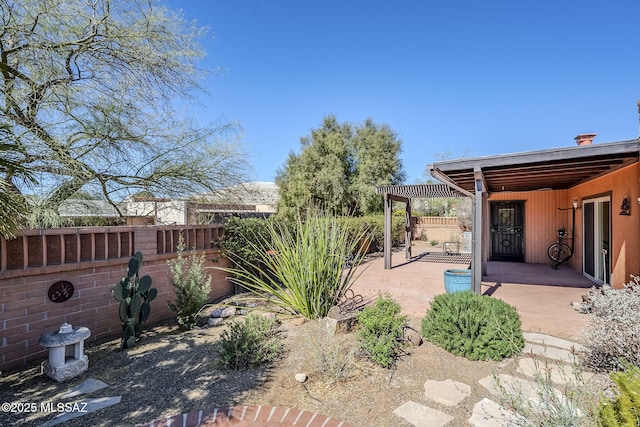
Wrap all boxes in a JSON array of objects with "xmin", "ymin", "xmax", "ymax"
[{"xmin": 137, "ymin": 405, "xmax": 353, "ymax": 427}]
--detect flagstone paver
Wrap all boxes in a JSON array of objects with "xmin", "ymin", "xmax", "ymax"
[
  {"xmin": 56, "ymin": 378, "xmax": 108, "ymax": 399},
  {"xmin": 522, "ymin": 342, "xmax": 577, "ymax": 362},
  {"xmin": 522, "ymin": 332, "xmax": 587, "ymax": 352},
  {"xmin": 392, "ymin": 401, "xmax": 454, "ymax": 427},
  {"xmin": 517, "ymin": 357, "xmax": 593, "ymax": 385},
  {"xmin": 479, "ymin": 373, "xmax": 564, "ymax": 403},
  {"xmin": 468, "ymin": 397, "xmax": 527, "ymax": 427},
  {"xmin": 40, "ymin": 396, "xmax": 122, "ymax": 427},
  {"xmin": 424, "ymin": 378, "xmax": 471, "ymax": 406}
]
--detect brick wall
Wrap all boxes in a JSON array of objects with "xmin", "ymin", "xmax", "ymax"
[{"xmin": 0, "ymin": 225, "xmax": 233, "ymax": 372}]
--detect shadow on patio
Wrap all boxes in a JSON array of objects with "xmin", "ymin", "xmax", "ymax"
[{"xmin": 351, "ymin": 242, "xmax": 595, "ymax": 342}]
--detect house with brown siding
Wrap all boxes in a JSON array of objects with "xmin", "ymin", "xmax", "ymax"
[
  {"xmin": 430, "ymin": 135, "xmax": 639, "ymax": 290},
  {"xmin": 378, "ymin": 135, "xmax": 639, "ymax": 291}
]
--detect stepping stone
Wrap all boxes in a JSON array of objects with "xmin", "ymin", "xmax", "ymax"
[
  {"xmin": 517, "ymin": 358, "xmax": 593, "ymax": 385},
  {"xmin": 469, "ymin": 398, "xmax": 527, "ymax": 426},
  {"xmin": 56, "ymin": 378, "xmax": 109, "ymax": 399},
  {"xmin": 424, "ymin": 379, "xmax": 471, "ymax": 406},
  {"xmin": 40, "ymin": 396, "xmax": 121, "ymax": 427},
  {"xmin": 393, "ymin": 401, "xmax": 454, "ymax": 427},
  {"xmin": 523, "ymin": 332, "xmax": 586, "ymax": 352},
  {"xmin": 479, "ymin": 374, "xmax": 564, "ymax": 404},
  {"xmin": 522, "ymin": 343, "xmax": 577, "ymax": 363}
]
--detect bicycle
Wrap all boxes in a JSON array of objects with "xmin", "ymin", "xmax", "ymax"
[{"xmin": 547, "ymin": 227, "xmax": 573, "ymax": 269}]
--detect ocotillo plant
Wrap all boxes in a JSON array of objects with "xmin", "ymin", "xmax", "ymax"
[{"xmin": 113, "ymin": 251, "xmax": 157, "ymax": 349}]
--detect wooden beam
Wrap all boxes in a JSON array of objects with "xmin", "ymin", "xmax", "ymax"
[
  {"xmin": 405, "ymin": 200, "xmax": 411, "ymax": 260},
  {"xmin": 384, "ymin": 194, "xmax": 392, "ymax": 270}
]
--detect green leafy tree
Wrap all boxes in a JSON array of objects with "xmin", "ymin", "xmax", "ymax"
[
  {"xmin": 276, "ymin": 115, "xmax": 405, "ymax": 217},
  {"xmin": 0, "ymin": 0, "xmax": 249, "ymax": 227}
]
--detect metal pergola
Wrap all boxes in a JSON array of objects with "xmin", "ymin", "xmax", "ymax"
[{"xmin": 375, "ymin": 183, "xmax": 469, "ymax": 270}]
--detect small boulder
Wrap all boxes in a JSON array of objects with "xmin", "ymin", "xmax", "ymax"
[
  {"xmin": 295, "ymin": 373, "xmax": 308, "ymax": 383},
  {"xmin": 210, "ymin": 306, "xmax": 237, "ymax": 318},
  {"xmin": 404, "ymin": 327, "xmax": 423, "ymax": 347},
  {"xmin": 292, "ymin": 317, "xmax": 306, "ymax": 326},
  {"xmin": 207, "ymin": 317, "xmax": 225, "ymax": 327}
]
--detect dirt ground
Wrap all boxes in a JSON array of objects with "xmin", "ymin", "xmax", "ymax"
[{"xmin": 1, "ymin": 306, "xmax": 528, "ymax": 427}]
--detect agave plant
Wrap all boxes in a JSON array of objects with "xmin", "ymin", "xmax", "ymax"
[{"xmin": 220, "ymin": 211, "xmax": 369, "ymax": 319}]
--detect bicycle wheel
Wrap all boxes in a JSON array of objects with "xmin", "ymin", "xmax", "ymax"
[{"xmin": 547, "ymin": 243, "xmax": 573, "ymax": 263}]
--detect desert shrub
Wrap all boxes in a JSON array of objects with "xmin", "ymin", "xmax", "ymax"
[
  {"xmin": 217, "ymin": 314, "xmax": 282, "ymax": 370},
  {"xmin": 580, "ymin": 275, "xmax": 640, "ymax": 372},
  {"xmin": 167, "ymin": 235, "xmax": 212, "ymax": 330},
  {"xmin": 598, "ymin": 361, "xmax": 640, "ymax": 427},
  {"xmin": 308, "ymin": 328, "xmax": 357, "ymax": 384},
  {"xmin": 495, "ymin": 357, "xmax": 598, "ymax": 426},
  {"xmin": 220, "ymin": 216, "xmax": 276, "ymax": 277},
  {"xmin": 357, "ymin": 295, "xmax": 407, "ymax": 368},
  {"xmin": 220, "ymin": 210, "xmax": 369, "ymax": 319},
  {"xmin": 421, "ymin": 291, "xmax": 524, "ymax": 361}
]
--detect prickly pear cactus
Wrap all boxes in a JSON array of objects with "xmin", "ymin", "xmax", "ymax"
[{"xmin": 113, "ymin": 251, "xmax": 157, "ymax": 349}]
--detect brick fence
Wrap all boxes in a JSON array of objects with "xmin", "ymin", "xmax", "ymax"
[{"xmin": 0, "ymin": 225, "xmax": 232, "ymax": 372}]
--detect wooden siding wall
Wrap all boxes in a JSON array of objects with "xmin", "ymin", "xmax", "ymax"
[
  {"xmin": 487, "ymin": 162, "xmax": 639, "ymax": 288},
  {"xmin": 488, "ymin": 190, "xmax": 568, "ymax": 264},
  {"xmin": 0, "ymin": 225, "xmax": 232, "ymax": 371},
  {"xmin": 569, "ymin": 163, "xmax": 640, "ymax": 287}
]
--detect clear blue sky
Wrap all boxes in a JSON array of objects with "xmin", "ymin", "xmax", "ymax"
[{"xmin": 165, "ymin": 0, "xmax": 640, "ymax": 184}]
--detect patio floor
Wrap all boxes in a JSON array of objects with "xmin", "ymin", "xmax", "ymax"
[{"xmin": 351, "ymin": 242, "xmax": 595, "ymax": 342}]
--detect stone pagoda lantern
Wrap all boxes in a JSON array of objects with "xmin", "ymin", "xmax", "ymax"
[{"xmin": 38, "ymin": 323, "xmax": 91, "ymax": 382}]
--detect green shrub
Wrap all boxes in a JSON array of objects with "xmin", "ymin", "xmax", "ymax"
[
  {"xmin": 167, "ymin": 235, "xmax": 212, "ymax": 330},
  {"xmin": 357, "ymin": 295, "xmax": 407, "ymax": 368},
  {"xmin": 421, "ymin": 291, "xmax": 524, "ymax": 361},
  {"xmin": 217, "ymin": 314, "xmax": 282, "ymax": 370},
  {"xmin": 339, "ymin": 214, "xmax": 406, "ymax": 252},
  {"xmin": 219, "ymin": 210, "xmax": 369, "ymax": 319},
  {"xmin": 598, "ymin": 361, "xmax": 640, "ymax": 427},
  {"xmin": 220, "ymin": 216, "xmax": 275, "ymax": 277}
]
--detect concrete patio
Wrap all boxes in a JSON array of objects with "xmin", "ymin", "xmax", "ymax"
[{"xmin": 351, "ymin": 242, "xmax": 595, "ymax": 342}]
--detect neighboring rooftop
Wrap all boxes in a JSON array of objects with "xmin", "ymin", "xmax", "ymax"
[{"xmin": 203, "ymin": 182, "xmax": 279, "ymax": 207}]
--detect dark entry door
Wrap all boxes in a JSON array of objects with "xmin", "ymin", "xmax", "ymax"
[{"xmin": 490, "ymin": 201, "xmax": 524, "ymax": 262}]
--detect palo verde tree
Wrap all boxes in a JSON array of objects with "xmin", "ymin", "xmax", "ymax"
[
  {"xmin": 276, "ymin": 115, "xmax": 405, "ymax": 217},
  {"xmin": 0, "ymin": 122, "xmax": 33, "ymax": 237},
  {"xmin": 0, "ymin": 0, "xmax": 249, "ymax": 227}
]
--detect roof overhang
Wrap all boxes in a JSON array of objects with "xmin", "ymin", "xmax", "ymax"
[{"xmin": 429, "ymin": 139, "xmax": 640, "ymax": 193}]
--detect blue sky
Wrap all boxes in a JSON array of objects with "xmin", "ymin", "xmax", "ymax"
[{"xmin": 165, "ymin": 0, "xmax": 640, "ymax": 184}]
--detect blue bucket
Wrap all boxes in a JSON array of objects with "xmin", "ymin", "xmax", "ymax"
[{"xmin": 444, "ymin": 269, "xmax": 472, "ymax": 293}]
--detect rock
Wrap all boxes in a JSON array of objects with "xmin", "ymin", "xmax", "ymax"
[
  {"xmin": 295, "ymin": 373, "xmax": 308, "ymax": 383},
  {"xmin": 404, "ymin": 327, "xmax": 423, "ymax": 346},
  {"xmin": 324, "ymin": 305, "xmax": 359, "ymax": 335},
  {"xmin": 210, "ymin": 306, "xmax": 237, "ymax": 318},
  {"xmin": 256, "ymin": 311, "xmax": 276, "ymax": 319},
  {"xmin": 207, "ymin": 317, "xmax": 225, "ymax": 327},
  {"xmin": 292, "ymin": 317, "xmax": 306, "ymax": 326}
]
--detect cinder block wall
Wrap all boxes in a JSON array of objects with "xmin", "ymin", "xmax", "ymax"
[{"xmin": 0, "ymin": 225, "xmax": 232, "ymax": 372}]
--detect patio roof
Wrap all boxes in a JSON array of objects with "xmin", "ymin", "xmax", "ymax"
[
  {"xmin": 375, "ymin": 183, "xmax": 467, "ymax": 200},
  {"xmin": 429, "ymin": 139, "xmax": 640, "ymax": 193}
]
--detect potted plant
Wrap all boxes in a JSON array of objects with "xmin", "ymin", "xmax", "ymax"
[{"xmin": 443, "ymin": 268, "xmax": 472, "ymax": 293}]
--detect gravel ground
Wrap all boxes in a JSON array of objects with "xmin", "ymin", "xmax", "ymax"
[{"xmin": 1, "ymin": 308, "xmax": 607, "ymax": 427}]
